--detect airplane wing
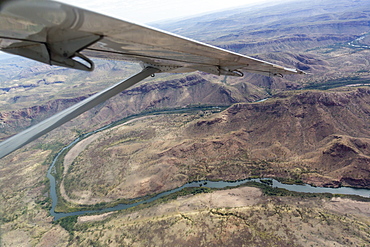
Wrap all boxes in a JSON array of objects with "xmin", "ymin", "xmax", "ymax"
[
  {"xmin": 0, "ymin": 0, "xmax": 304, "ymax": 76},
  {"xmin": 0, "ymin": 0, "xmax": 305, "ymax": 159}
]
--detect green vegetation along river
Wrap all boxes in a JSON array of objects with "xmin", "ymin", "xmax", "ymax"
[{"xmin": 47, "ymin": 106, "xmax": 370, "ymax": 221}]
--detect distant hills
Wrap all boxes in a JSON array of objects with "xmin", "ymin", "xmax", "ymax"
[
  {"xmin": 154, "ymin": 0, "xmax": 370, "ymax": 50},
  {"xmin": 155, "ymin": 0, "xmax": 370, "ymax": 88}
]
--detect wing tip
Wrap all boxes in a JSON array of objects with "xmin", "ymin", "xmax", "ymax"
[
  {"xmin": 296, "ymin": 69, "xmax": 307, "ymax": 75},
  {"xmin": 283, "ymin": 67, "xmax": 307, "ymax": 75}
]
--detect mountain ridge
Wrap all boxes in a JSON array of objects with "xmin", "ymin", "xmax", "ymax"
[
  {"xmin": 0, "ymin": 74, "xmax": 265, "ymax": 139},
  {"xmin": 59, "ymin": 88, "xmax": 370, "ymax": 207}
]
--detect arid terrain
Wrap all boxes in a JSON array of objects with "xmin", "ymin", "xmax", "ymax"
[
  {"xmin": 65, "ymin": 189, "xmax": 370, "ymax": 246},
  {"xmin": 1, "ymin": 0, "xmax": 370, "ymax": 246},
  {"xmin": 59, "ymin": 88, "xmax": 370, "ymax": 207}
]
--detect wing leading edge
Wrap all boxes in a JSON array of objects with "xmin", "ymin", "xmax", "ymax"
[{"xmin": 0, "ymin": 0, "xmax": 305, "ymax": 76}]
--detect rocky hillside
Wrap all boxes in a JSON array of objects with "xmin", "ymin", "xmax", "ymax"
[
  {"xmin": 0, "ymin": 74, "xmax": 265, "ymax": 140},
  {"xmin": 184, "ymin": 87, "xmax": 370, "ymax": 187},
  {"xmin": 61, "ymin": 88, "xmax": 370, "ymax": 206}
]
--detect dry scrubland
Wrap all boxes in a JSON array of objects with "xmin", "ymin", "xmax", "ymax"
[
  {"xmin": 2, "ymin": 171, "xmax": 370, "ymax": 247},
  {"xmin": 5, "ymin": 187, "xmax": 370, "ymax": 246},
  {"xmin": 2, "ymin": 90, "xmax": 370, "ymax": 246},
  {"xmin": 66, "ymin": 188, "xmax": 370, "ymax": 247},
  {"xmin": 59, "ymin": 88, "xmax": 370, "ymax": 206}
]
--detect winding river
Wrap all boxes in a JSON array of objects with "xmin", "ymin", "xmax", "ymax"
[
  {"xmin": 347, "ymin": 33, "xmax": 370, "ymax": 49},
  {"xmin": 47, "ymin": 108, "xmax": 370, "ymax": 221}
]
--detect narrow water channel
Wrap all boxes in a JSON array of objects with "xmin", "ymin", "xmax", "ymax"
[
  {"xmin": 49, "ymin": 176, "xmax": 370, "ymax": 221},
  {"xmin": 348, "ymin": 33, "xmax": 370, "ymax": 49},
  {"xmin": 47, "ymin": 108, "xmax": 370, "ymax": 221}
]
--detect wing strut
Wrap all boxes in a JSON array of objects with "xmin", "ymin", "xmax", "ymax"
[{"xmin": 0, "ymin": 66, "xmax": 159, "ymax": 159}]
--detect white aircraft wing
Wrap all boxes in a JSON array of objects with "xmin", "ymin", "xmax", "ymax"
[
  {"xmin": 0, "ymin": 0, "xmax": 304, "ymax": 76},
  {"xmin": 0, "ymin": 0, "xmax": 305, "ymax": 158}
]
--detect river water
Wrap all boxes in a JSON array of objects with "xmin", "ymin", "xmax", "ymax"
[
  {"xmin": 47, "ymin": 109, "xmax": 370, "ymax": 221},
  {"xmin": 49, "ymin": 177, "xmax": 370, "ymax": 221},
  {"xmin": 347, "ymin": 33, "xmax": 370, "ymax": 49}
]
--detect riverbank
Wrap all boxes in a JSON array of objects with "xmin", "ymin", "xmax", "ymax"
[
  {"xmin": 47, "ymin": 103, "xmax": 370, "ymax": 221},
  {"xmin": 48, "ymin": 106, "xmax": 229, "ymax": 215},
  {"xmin": 51, "ymin": 178, "xmax": 370, "ymax": 221}
]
